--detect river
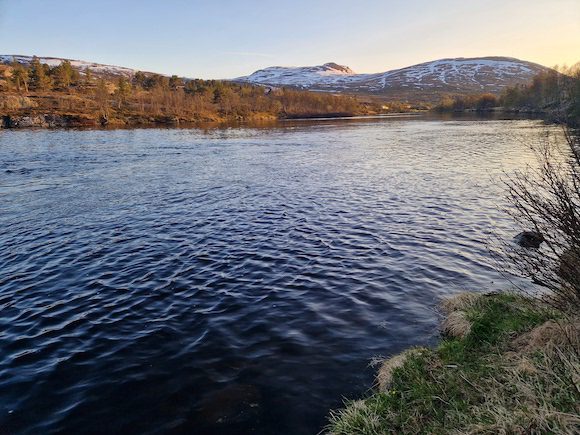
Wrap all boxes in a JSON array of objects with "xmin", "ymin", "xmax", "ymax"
[{"xmin": 0, "ymin": 116, "xmax": 554, "ymax": 434}]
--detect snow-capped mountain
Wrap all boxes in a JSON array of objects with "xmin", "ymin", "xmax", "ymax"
[
  {"xmin": 0, "ymin": 55, "xmax": 137, "ymax": 78},
  {"xmin": 240, "ymin": 62, "xmax": 356, "ymax": 87},
  {"xmin": 236, "ymin": 57, "xmax": 550, "ymax": 99},
  {"xmin": 1, "ymin": 54, "xmax": 551, "ymax": 101}
]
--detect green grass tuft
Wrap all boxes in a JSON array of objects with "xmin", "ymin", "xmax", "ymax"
[{"xmin": 327, "ymin": 293, "xmax": 579, "ymax": 435}]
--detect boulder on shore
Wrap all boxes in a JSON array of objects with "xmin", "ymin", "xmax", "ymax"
[
  {"xmin": 514, "ymin": 231, "xmax": 544, "ymax": 249},
  {"xmin": 0, "ymin": 114, "xmax": 97, "ymax": 128}
]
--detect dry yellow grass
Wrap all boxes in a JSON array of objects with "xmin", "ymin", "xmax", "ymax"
[
  {"xmin": 512, "ymin": 318, "xmax": 580, "ymax": 354},
  {"xmin": 441, "ymin": 310, "xmax": 472, "ymax": 338},
  {"xmin": 437, "ymin": 292, "xmax": 479, "ymax": 338},
  {"xmin": 0, "ymin": 95, "xmax": 38, "ymax": 110},
  {"xmin": 438, "ymin": 292, "xmax": 480, "ymax": 314}
]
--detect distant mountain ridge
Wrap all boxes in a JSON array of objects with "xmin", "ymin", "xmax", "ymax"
[
  {"xmin": 241, "ymin": 62, "xmax": 356, "ymax": 88},
  {"xmin": 236, "ymin": 57, "xmax": 551, "ymax": 101},
  {"xmin": 0, "ymin": 55, "xmax": 137, "ymax": 78},
  {"xmin": 0, "ymin": 54, "xmax": 551, "ymax": 102}
]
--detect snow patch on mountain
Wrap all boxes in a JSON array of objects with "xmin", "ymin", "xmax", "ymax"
[
  {"xmin": 236, "ymin": 62, "xmax": 356, "ymax": 87},
  {"xmin": 0, "ymin": 54, "xmax": 551, "ymax": 101},
  {"xmin": 0, "ymin": 55, "xmax": 136, "ymax": 78},
  {"xmin": 236, "ymin": 57, "xmax": 550, "ymax": 97}
]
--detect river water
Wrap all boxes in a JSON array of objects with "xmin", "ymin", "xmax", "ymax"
[{"xmin": 0, "ymin": 116, "xmax": 552, "ymax": 434}]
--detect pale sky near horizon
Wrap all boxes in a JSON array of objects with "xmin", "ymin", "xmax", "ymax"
[{"xmin": 0, "ymin": 0, "xmax": 578, "ymax": 79}]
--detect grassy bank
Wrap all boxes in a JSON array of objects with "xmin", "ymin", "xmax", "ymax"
[{"xmin": 328, "ymin": 292, "xmax": 580, "ymax": 434}]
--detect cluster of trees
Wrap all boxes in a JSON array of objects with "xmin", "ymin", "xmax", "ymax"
[
  {"xmin": 434, "ymin": 65, "xmax": 580, "ymax": 126},
  {"xmin": 8, "ymin": 57, "xmax": 83, "ymax": 92},
  {"xmin": 99, "ymin": 73, "xmax": 367, "ymax": 119},
  {"xmin": 499, "ymin": 65, "xmax": 580, "ymax": 125},
  {"xmin": 434, "ymin": 93, "xmax": 498, "ymax": 112},
  {"xmin": 3, "ymin": 58, "xmax": 376, "ymax": 122}
]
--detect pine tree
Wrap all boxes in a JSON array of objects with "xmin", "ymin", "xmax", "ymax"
[
  {"xmin": 95, "ymin": 78, "xmax": 110, "ymax": 117},
  {"xmin": 53, "ymin": 60, "xmax": 74, "ymax": 89},
  {"xmin": 169, "ymin": 75, "xmax": 183, "ymax": 90},
  {"xmin": 11, "ymin": 62, "xmax": 29, "ymax": 92},
  {"xmin": 114, "ymin": 77, "xmax": 131, "ymax": 109},
  {"xmin": 132, "ymin": 71, "xmax": 146, "ymax": 89},
  {"xmin": 84, "ymin": 68, "xmax": 93, "ymax": 85},
  {"xmin": 29, "ymin": 56, "xmax": 52, "ymax": 91}
]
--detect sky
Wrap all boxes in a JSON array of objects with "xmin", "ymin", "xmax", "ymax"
[{"xmin": 0, "ymin": 0, "xmax": 578, "ymax": 79}]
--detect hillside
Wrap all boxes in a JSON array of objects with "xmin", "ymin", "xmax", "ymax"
[
  {"xmin": 0, "ymin": 55, "xmax": 551, "ymax": 104},
  {"xmin": 236, "ymin": 57, "xmax": 551, "ymax": 101},
  {"xmin": 0, "ymin": 56, "xmax": 379, "ymax": 128},
  {"xmin": 0, "ymin": 55, "xmax": 136, "ymax": 79},
  {"xmin": 238, "ymin": 63, "xmax": 357, "ymax": 88}
]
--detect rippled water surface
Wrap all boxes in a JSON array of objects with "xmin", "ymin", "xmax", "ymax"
[{"xmin": 0, "ymin": 117, "xmax": 551, "ymax": 434}]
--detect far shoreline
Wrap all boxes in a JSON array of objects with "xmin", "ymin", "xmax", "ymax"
[{"xmin": 0, "ymin": 110, "xmax": 547, "ymax": 132}]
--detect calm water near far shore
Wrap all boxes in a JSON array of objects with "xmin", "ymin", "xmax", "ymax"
[{"xmin": 0, "ymin": 115, "xmax": 554, "ymax": 434}]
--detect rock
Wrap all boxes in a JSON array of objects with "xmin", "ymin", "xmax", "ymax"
[
  {"xmin": 44, "ymin": 114, "xmax": 72, "ymax": 128},
  {"xmin": 16, "ymin": 116, "xmax": 40, "ymax": 128},
  {"xmin": 514, "ymin": 231, "xmax": 544, "ymax": 249},
  {"xmin": 2, "ymin": 115, "xmax": 46, "ymax": 128},
  {"xmin": 1, "ymin": 114, "xmax": 97, "ymax": 129}
]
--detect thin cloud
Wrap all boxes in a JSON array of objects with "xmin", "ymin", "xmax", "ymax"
[{"xmin": 222, "ymin": 51, "xmax": 274, "ymax": 58}]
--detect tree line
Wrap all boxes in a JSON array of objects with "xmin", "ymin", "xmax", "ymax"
[
  {"xmin": 2, "ymin": 57, "xmax": 378, "ymax": 123},
  {"xmin": 499, "ymin": 65, "xmax": 580, "ymax": 124},
  {"xmin": 9, "ymin": 57, "xmax": 83, "ymax": 92},
  {"xmin": 434, "ymin": 64, "xmax": 580, "ymax": 126},
  {"xmin": 434, "ymin": 93, "xmax": 498, "ymax": 112}
]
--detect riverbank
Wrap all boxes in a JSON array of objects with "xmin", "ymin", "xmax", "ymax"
[
  {"xmin": 1, "ymin": 109, "xmax": 399, "ymax": 129},
  {"xmin": 0, "ymin": 81, "xmax": 382, "ymax": 129},
  {"xmin": 0, "ymin": 112, "xmax": 279, "ymax": 129},
  {"xmin": 328, "ymin": 292, "xmax": 580, "ymax": 434},
  {"xmin": 1, "ymin": 110, "xmax": 549, "ymax": 131}
]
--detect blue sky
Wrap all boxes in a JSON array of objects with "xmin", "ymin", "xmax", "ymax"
[{"xmin": 0, "ymin": 0, "xmax": 578, "ymax": 78}]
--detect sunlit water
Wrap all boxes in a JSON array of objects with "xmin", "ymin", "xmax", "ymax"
[{"xmin": 0, "ymin": 117, "xmax": 554, "ymax": 434}]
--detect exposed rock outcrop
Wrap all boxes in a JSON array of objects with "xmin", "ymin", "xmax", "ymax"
[{"xmin": 1, "ymin": 114, "xmax": 97, "ymax": 128}]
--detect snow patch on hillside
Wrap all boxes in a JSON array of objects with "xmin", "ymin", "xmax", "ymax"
[
  {"xmin": 236, "ymin": 57, "xmax": 549, "ymax": 95},
  {"xmin": 0, "ymin": 55, "xmax": 136, "ymax": 77},
  {"xmin": 237, "ymin": 62, "xmax": 356, "ymax": 88}
]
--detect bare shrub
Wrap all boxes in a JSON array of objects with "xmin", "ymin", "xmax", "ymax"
[{"xmin": 498, "ymin": 127, "xmax": 580, "ymax": 311}]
